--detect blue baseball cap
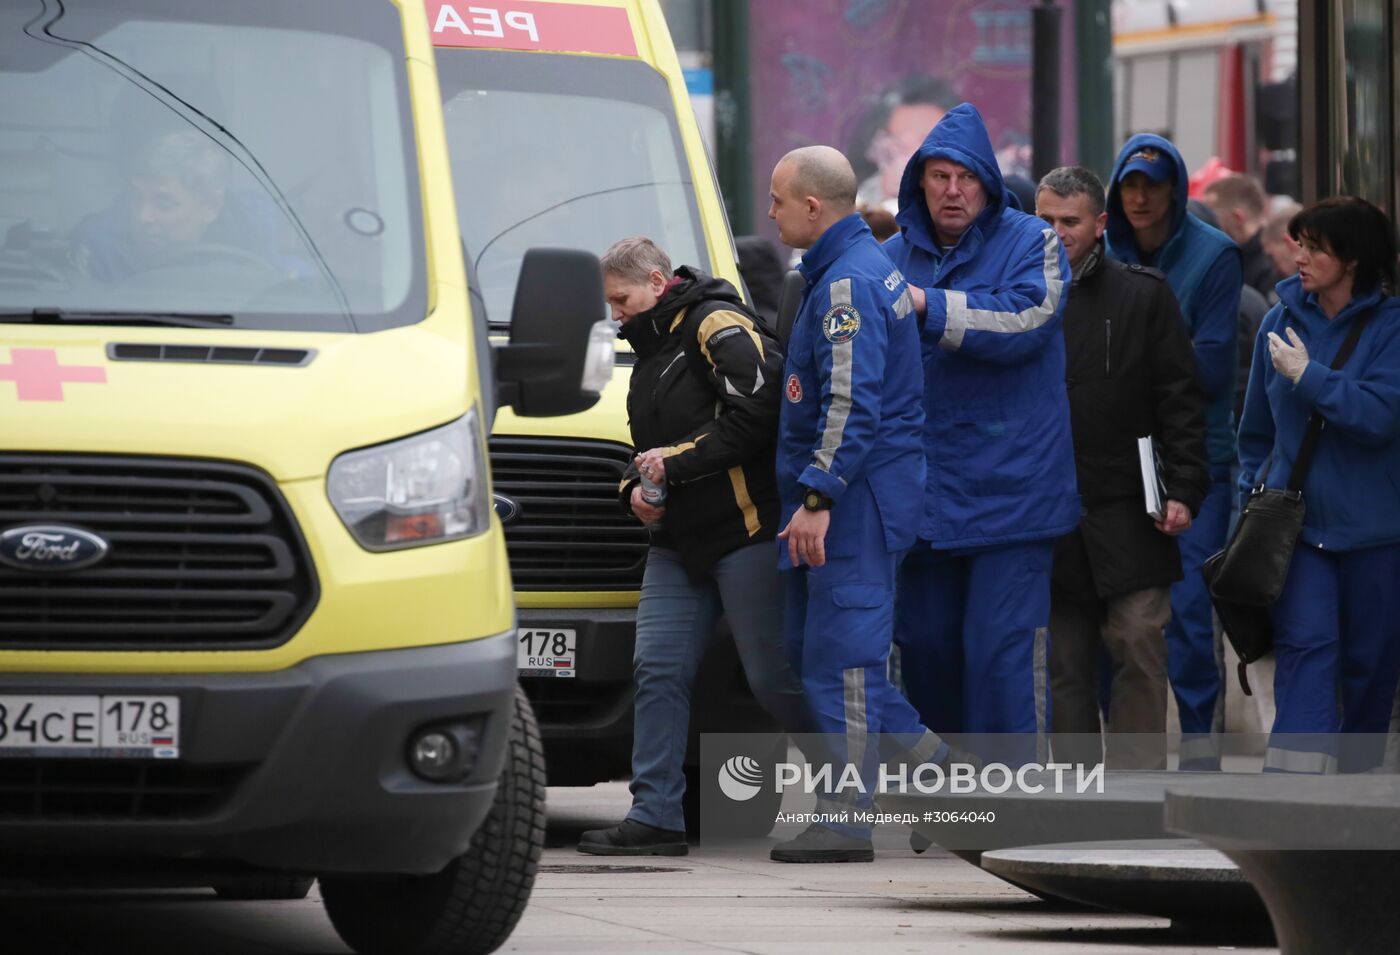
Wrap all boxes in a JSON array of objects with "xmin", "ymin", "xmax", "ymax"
[{"xmin": 1117, "ymin": 145, "xmax": 1175, "ymax": 183}]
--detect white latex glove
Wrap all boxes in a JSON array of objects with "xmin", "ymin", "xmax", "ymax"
[{"xmin": 1267, "ymin": 327, "xmax": 1310, "ymax": 384}]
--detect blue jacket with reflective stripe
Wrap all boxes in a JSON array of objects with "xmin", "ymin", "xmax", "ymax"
[
  {"xmin": 777, "ymin": 213, "xmax": 925, "ymax": 566},
  {"xmin": 1105, "ymin": 134, "xmax": 1242, "ymax": 468},
  {"xmin": 881, "ymin": 102, "xmax": 1079, "ymax": 549}
]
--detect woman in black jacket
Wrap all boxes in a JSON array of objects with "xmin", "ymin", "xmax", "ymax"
[{"xmin": 578, "ymin": 237, "xmax": 810, "ymax": 856}]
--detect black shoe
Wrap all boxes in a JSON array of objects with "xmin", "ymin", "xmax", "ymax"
[
  {"xmin": 910, "ymin": 831, "xmax": 933, "ymax": 854},
  {"xmin": 577, "ymin": 819, "xmax": 688, "ymax": 856},
  {"xmin": 770, "ymin": 823, "xmax": 874, "ymax": 863}
]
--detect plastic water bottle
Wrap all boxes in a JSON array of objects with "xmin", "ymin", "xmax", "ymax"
[{"xmin": 640, "ymin": 472, "xmax": 667, "ymax": 506}]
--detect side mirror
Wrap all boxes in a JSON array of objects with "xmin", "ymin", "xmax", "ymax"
[
  {"xmin": 775, "ymin": 269, "xmax": 807, "ymax": 348},
  {"xmin": 494, "ymin": 248, "xmax": 613, "ymax": 417}
]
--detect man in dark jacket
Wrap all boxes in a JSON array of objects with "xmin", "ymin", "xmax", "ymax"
[
  {"xmin": 1036, "ymin": 167, "xmax": 1209, "ymax": 770},
  {"xmin": 578, "ymin": 237, "xmax": 811, "ymax": 856},
  {"xmin": 1203, "ymin": 175, "xmax": 1280, "ymax": 302},
  {"xmin": 1106, "ymin": 135, "xmax": 1241, "ymax": 769}
]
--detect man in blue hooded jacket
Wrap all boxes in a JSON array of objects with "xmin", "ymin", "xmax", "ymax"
[
  {"xmin": 1105, "ymin": 136, "xmax": 1242, "ymax": 769},
  {"xmin": 767, "ymin": 144, "xmax": 949, "ymax": 862},
  {"xmin": 883, "ymin": 103, "xmax": 1078, "ymax": 755}
]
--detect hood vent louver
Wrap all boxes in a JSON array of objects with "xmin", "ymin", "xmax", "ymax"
[{"xmin": 107, "ymin": 344, "xmax": 314, "ymax": 366}]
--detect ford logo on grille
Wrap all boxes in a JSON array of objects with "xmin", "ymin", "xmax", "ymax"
[
  {"xmin": 492, "ymin": 494, "xmax": 522, "ymax": 525},
  {"xmin": 0, "ymin": 525, "xmax": 110, "ymax": 573}
]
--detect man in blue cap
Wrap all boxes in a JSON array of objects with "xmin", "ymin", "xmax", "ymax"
[
  {"xmin": 1105, "ymin": 136, "xmax": 1242, "ymax": 769},
  {"xmin": 882, "ymin": 103, "xmax": 1078, "ymax": 761}
]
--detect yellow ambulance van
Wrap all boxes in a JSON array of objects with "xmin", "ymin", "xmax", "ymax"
[
  {"xmin": 427, "ymin": 0, "xmax": 777, "ymax": 829},
  {"xmin": 0, "ymin": 1, "xmax": 607, "ymax": 952}
]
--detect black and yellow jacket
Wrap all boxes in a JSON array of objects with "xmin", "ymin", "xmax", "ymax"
[{"xmin": 616, "ymin": 267, "xmax": 784, "ymax": 580}]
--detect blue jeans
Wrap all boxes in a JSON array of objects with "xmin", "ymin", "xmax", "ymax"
[{"xmin": 627, "ymin": 542, "xmax": 811, "ymax": 832}]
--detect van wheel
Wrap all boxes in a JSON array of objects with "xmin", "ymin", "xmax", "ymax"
[
  {"xmin": 321, "ymin": 685, "xmax": 546, "ymax": 955},
  {"xmin": 212, "ymin": 876, "xmax": 315, "ymax": 900}
]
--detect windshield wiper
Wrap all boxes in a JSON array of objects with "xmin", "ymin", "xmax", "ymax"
[
  {"xmin": 23, "ymin": 0, "xmax": 354, "ymax": 327},
  {"xmin": 0, "ymin": 308, "xmax": 234, "ymax": 328}
]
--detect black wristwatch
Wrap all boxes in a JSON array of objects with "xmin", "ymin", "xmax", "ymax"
[{"xmin": 801, "ymin": 487, "xmax": 834, "ymax": 512}]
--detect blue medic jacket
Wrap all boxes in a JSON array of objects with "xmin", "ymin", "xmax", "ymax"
[
  {"xmin": 777, "ymin": 213, "xmax": 925, "ymax": 568},
  {"xmin": 1238, "ymin": 274, "xmax": 1400, "ymax": 552},
  {"xmin": 1105, "ymin": 134, "xmax": 1242, "ymax": 468},
  {"xmin": 881, "ymin": 103, "xmax": 1079, "ymax": 549}
]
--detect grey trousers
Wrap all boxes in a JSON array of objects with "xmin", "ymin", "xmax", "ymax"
[{"xmin": 1050, "ymin": 587, "xmax": 1171, "ymax": 770}]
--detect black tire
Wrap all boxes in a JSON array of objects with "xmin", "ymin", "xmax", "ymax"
[
  {"xmin": 321, "ymin": 685, "xmax": 546, "ymax": 955},
  {"xmin": 212, "ymin": 876, "xmax": 315, "ymax": 901}
]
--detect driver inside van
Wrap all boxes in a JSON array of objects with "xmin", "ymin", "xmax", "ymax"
[{"xmin": 73, "ymin": 129, "xmax": 284, "ymax": 281}]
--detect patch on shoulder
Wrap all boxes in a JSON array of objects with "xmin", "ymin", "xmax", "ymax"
[
  {"xmin": 707, "ymin": 325, "xmax": 744, "ymax": 347},
  {"xmin": 822, "ymin": 303, "xmax": 861, "ymax": 344}
]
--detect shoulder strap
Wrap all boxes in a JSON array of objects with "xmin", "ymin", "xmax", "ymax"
[{"xmin": 1288, "ymin": 307, "xmax": 1375, "ymax": 490}]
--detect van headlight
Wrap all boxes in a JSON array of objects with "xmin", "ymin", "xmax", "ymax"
[
  {"xmin": 327, "ymin": 411, "xmax": 489, "ymax": 550},
  {"xmin": 580, "ymin": 318, "xmax": 616, "ymax": 394}
]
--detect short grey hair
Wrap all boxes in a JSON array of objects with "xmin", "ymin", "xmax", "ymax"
[
  {"xmin": 1036, "ymin": 165, "xmax": 1106, "ymax": 217},
  {"xmin": 600, "ymin": 236, "xmax": 672, "ymax": 284},
  {"xmin": 779, "ymin": 145, "xmax": 858, "ymax": 212},
  {"xmin": 134, "ymin": 130, "xmax": 230, "ymax": 198}
]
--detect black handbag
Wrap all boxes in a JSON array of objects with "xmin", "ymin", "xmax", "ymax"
[{"xmin": 1204, "ymin": 308, "xmax": 1373, "ymax": 694}]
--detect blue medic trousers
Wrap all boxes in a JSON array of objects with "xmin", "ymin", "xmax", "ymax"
[
  {"xmin": 1167, "ymin": 473, "xmax": 1231, "ymax": 769},
  {"xmin": 782, "ymin": 501, "xmax": 946, "ymax": 838},
  {"xmin": 1266, "ymin": 541, "xmax": 1400, "ymax": 774},
  {"xmin": 894, "ymin": 540, "xmax": 1054, "ymax": 765},
  {"xmin": 627, "ymin": 542, "xmax": 813, "ymax": 833}
]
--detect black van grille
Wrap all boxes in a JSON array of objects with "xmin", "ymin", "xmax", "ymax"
[
  {"xmin": 0, "ymin": 454, "xmax": 318, "ymax": 650},
  {"xmin": 488, "ymin": 438, "xmax": 647, "ymax": 591},
  {"xmin": 0, "ymin": 759, "xmax": 250, "ymax": 819}
]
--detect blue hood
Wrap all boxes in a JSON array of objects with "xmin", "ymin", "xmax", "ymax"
[
  {"xmin": 895, "ymin": 102, "xmax": 1008, "ymax": 254},
  {"xmin": 1105, "ymin": 133, "xmax": 1190, "ymax": 256}
]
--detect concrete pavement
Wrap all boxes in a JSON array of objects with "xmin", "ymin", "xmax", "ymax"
[{"xmin": 0, "ymin": 782, "xmax": 1279, "ymax": 954}]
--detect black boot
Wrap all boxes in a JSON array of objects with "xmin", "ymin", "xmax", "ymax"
[
  {"xmin": 577, "ymin": 818, "xmax": 688, "ymax": 856},
  {"xmin": 769, "ymin": 823, "xmax": 874, "ymax": 863}
]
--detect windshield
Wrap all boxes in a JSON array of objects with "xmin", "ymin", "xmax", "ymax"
[
  {"xmin": 0, "ymin": 0, "xmax": 425, "ymax": 332},
  {"xmin": 436, "ymin": 50, "xmax": 709, "ymax": 326}
]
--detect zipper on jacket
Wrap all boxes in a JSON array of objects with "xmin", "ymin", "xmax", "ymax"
[
  {"xmin": 1105, "ymin": 318, "xmax": 1111, "ymax": 374},
  {"xmin": 646, "ymin": 351, "xmax": 688, "ymax": 447}
]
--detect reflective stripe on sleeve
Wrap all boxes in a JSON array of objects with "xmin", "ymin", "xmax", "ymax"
[
  {"xmin": 894, "ymin": 286, "xmax": 915, "ymax": 320},
  {"xmin": 940, "ymin": 228, "xmax": 1065, "ymax": 352},
  {"xmin": 813, "ymin": 277, "xmax": 854, "ymax": 477}
]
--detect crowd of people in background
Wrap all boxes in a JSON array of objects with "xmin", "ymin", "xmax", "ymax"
[{"xmin": 580, "ymin": 101, "xmax": 1400, "ymax": 862}]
